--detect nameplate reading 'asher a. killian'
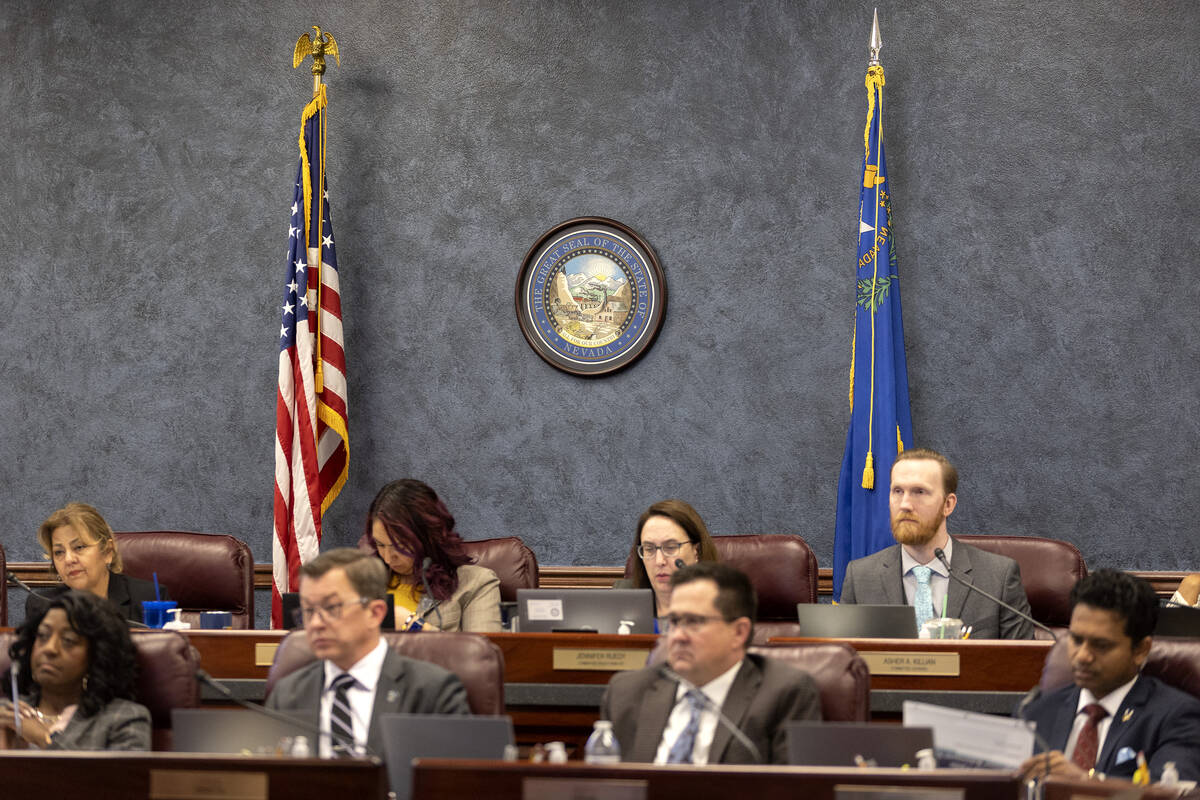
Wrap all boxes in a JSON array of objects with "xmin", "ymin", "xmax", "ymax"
[
  {"xmin": 860, "ymin": 652, "xmax": 961, "ymax": 677},
  {"xmin": 552, "ymin": 648, "xmax": 648, "ymax": 671}
]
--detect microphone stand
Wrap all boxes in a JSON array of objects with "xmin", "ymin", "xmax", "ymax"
[
  {"xmin": 418, "ymin": 557, "xmax": 443, "ymax": 630},
  {"xmin": 933, "ymin": 548, "xmax": 1058, "ymax": 640}
]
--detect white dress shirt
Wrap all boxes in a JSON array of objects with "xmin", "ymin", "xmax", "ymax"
[
  {"xmin": 319, "ymin": 638, "xmax": 387, "ymax": 757},
  {"xmin": 654, "ymin": 659, "xmax": 744, "ymax": 765},
  {"xmin": 1062, "ymin": 673, "xmax": 1139, "ymax": 769},
  {"xmin": 901, "ymin": 537, "xmax": 952, "ymax": 619}
]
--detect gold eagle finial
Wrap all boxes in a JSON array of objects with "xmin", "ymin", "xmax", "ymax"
[{"xmin": 293, "ymin": 26, "xmax": 340, "ymax": 77}]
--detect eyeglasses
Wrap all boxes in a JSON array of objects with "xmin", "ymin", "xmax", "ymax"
[
  {"xmin": 658, "ymin": 613, "xmax": 730, "ymax": 634},
  {"xmin": 299, "ymin": 596, "xmax": 370, "ymax": 623},
  {"xmin": 637, "ymin": 540, "xmax": 694, "ymax": 560}
]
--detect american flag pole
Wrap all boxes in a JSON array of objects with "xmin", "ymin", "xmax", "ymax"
[{"xmin": 273, "ymin": 29, "xmax": 349, "ymax": 628}]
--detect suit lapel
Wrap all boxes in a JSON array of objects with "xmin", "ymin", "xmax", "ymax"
[
  {"xmin": 1097, "ymin": 676, "xmax": 1150, "ymax": 771},
  {"xmin": 366, "ymin": 649, "xmax": 406, "ymax": 755},
  {"xmin": 106, "ymin": 572, "xmax": 135, "ymax": 620},
  {"xmin": 879, "ymin": 546, "xmax": 906, "ymax": 605},
  {"xmin": 1043, "ymin": 686, "xmax": 1083, "ymax": 751},
  {"xmin": 708, "ymin": 657, "xmax": 760, "ymax": 763},
  {"xmin": 946, "ymin": 541, "xmax": 972, "ymax": 620},
  {"xmin": 631, "ymin": 668, "xmax": 678, "ymax": 762}
]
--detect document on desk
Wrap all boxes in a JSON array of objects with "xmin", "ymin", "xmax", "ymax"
[{"xmin": 902, "ymin": 700, "xmax": 1036, "ymax": 769}]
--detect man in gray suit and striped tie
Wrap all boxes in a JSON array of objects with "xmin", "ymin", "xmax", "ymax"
[
  {"xmin": 266, "ymin": 549, "xmax": 469, "ymax": 757},
  {"xmin": 840, "ymin": 448, "xmax": 1034, "ymax": 639}
]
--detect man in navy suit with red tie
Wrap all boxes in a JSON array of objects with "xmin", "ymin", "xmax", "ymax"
[{"xmin": 1018, "ymin": 569, "xmax": 1200, "ymax": 783}]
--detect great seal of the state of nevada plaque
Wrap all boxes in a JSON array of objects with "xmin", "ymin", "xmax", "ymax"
[{"xmin": 515, "ymin": 217, "xmax": 666, "ymax": 376}]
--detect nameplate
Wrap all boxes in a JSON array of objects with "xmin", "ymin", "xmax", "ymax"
[
  {"xmin": 150, "ymin": 770, "xmax": 267, "ymax": 800},
  {"xmin": 254, "ymin": 642, "xmax": 279, "ymax": 667},
  {"xmin": 860, "ymin": 651, "xmax": 960, "ymax": 676},
  {"xmin": 524, "ymin": 777, "xmax": 647, "ymax": 800},
  {"xmin": 552, "ymin": 648, "xmax": 648, "ymax": 671}
]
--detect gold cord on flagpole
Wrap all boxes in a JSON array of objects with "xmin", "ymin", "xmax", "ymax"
[
  {"xmin": 861, "ymin": 64, "xmax": 886, "ymax": 490},
  {"xmin": 293, "ymin": 27, "xmax": 340, "ymax": 393}
]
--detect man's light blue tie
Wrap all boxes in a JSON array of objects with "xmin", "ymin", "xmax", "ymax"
[
  {"xmin": 912, "ymin": 564, "xmax": 934, "ymax": 629},
  {"xmin": 666, "ymin": 689, "xmax": 706, "ymax": 764}
]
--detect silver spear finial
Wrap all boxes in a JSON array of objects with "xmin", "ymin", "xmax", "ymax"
[{"xmin": 868, "ymin": 8, "xmax": 882, "ymax": 67}]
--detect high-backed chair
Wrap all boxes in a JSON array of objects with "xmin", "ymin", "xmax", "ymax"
[
  {"xmin": 0, "ymin": 629, "xmax": 200, "ymax": 751},
  {"xmin": 355, "ymin": 534, "xmax": 540, "ymax": 601},
  {"xmin": 624, "ymin": 534, "xmax": 819, "ymax": 638},
  {"xmin": 0, "ymin": 542, "xmax": 7, "ymax": 626},
  {"xmin": 265, "ymin": 630, "xmax": 505, "ymax": 715},
  {"xmin": 1038, "ymin": 636, "xmax": 1200, "ymax": 702},
  {"xmin": 114, "ymin": 531, "xmax": 254, "ymax": 629},
  {"xmin": 956, "ymin": 534, "xmax": 1087, "ymax": 632},
  {"xmin": 643, "ymin": 639, "xmax": 869, "ymax": 722}
]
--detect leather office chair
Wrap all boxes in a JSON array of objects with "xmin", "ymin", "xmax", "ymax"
[
  {"xmin": 265, "ymin": 630, "xmax": 506, "ymax": 715},
  {"xmin": 114, "ymin": 531, "xmax": 255, "ymax": 629},
  {"xmin": 956, "ymin": 534, "xmax": 1087, "ymax": 634},
  {"xmin": 1038, "ymin": 636, "xmax": 1200, "ymax": 702},
  {"xmin": 355, "ymin": 534, "xmax": 540, "ymax": 601},
  {"xmin": 624, "ymin": 534, "xmax": 819, "ymax": 639},
  {"xmin": 644, "ymin": 639, "xmax": 869, "ymax": 722},
  {"xmin": 751, "ymin": 642, "xmax": 872, "ymax": 722},
  {"xmin": 0, "ymin": 629, "xmax": 200, "ymax": 751}
]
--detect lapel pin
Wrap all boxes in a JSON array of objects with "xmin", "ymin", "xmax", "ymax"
[
  {"xmin": 1122, "ymin": 708, "xmax": 1133, "ymax": 722},
  {"xmin": 387, "ymin": 690, "xmax": 399, "ymax": 703}
]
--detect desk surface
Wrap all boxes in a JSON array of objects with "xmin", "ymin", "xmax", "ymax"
[{"xmin": 412, "ymin": 758, "xmax": 1021, "ymax": 800}]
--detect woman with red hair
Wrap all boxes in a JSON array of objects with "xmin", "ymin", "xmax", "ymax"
[{"xmin": 363, "ymin": 479, "xmax": 502, "ymax": 632}]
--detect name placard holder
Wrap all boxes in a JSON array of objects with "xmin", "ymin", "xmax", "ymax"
[
  {"xmin": 524, "ymin": 777, "xmax": 647, "ymax": 799},
  {"xmin": 552, "ymin": 648, "xmax": 648, "ymax": 671},
  {"xmin": 861, "ymin": 651, "xmax": 960, "ymax": 677},
  {"xmin": 254, "ymin": 643, "xmax": 279, "ymax": 667},
  {"xmin": 150, "ymin": 769, "xmax": 267, "ymax": 800}
]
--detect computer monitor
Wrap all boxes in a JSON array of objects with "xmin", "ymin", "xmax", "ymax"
[
  {"xmin": 381, "ymin": 713, "xmax": 514, "ymax": 800},
  {"xmin": 516, "ymin": 588, "xmax": 656, "ymax": 634},
  {"xmin": 794, "ymin": 603, "xmax": 919, "ymax": 638},
  {"xmin": 786, "ymin": 721, "xmax": 934, "ymax": 767}
]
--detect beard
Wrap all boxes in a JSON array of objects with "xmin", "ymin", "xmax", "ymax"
[{"xmin": 891, "ymin": 510, "xmax": 945, "ymax": 546}]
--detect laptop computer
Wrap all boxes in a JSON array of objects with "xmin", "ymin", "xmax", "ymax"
[
  {"xmin": 794, "ymin": 603, "xmax": 920, "ymax": 638},
  {"xmin": 786, "ymin": 721, "xmax": 934, "ymax": 767},
  {"xmin": 1156, "ymin": 605, "xmax": 1200, "ymax": 637},
  {"xmin": 380, "ymin": 713, "xmax": 514, "ymax": 800},
  {"xmin": 515, "ymin": 588, "xmax": 656, "ymax": 634},
  {"xmin": 172, "ymin": 708, "xmax": 312, "ymax": 754},
  {"xmin": 281, "ymin": 591, "xmax": 397, "ymax": 630}
]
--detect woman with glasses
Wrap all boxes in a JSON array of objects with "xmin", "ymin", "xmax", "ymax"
[
  {"xmin": 363, "ymin": 479, "xmax": 502, "ymax": 632},
  {"xmin": 625, "ymin": 499, "xmax": 720, "ymax": 616},
  {"xmin": 27, "ymin": 503, "xmax": 169, "ymax": 625},
  {"xmin": 1, "ymin": 590, "xmax": 150, "ymax": 750}
]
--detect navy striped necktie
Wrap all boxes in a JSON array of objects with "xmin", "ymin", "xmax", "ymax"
[{"xmin": 329, "ymin": 673, "xmax": 357, "ymax": 757}]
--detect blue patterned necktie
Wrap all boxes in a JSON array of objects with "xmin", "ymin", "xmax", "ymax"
[
  {"xmin": 912, "ymin": 564, "xmax": 934, "ymax": 629},
  {"xmin": 666, "ymin": 689, "xmax": 706, "ymax": 764},
  {"xmin": 329, "ymin": 673, "xmax": 357, "ymax": 757}
]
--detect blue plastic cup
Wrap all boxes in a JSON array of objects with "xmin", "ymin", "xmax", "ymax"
[{"xmin": 142, "ymin": 600, "xmax": 178, "ymax": 628}]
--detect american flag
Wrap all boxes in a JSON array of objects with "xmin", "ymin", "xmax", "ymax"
[{"xmin": 273, "ymin": 84, "xmax": 349, "ymax": 628}]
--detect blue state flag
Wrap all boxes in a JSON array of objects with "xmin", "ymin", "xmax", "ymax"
[{"xmin": 833, "ymin": 63, "xmax": 914, "ymax": 599}]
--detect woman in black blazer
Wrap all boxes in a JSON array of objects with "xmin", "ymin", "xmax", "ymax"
[{"xmin": 26, "ymin": 502, "xmax": 168, "ymax": 624}]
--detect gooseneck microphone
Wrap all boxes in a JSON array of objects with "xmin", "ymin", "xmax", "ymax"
[
  {"xmin": 194, "ymin": 668, "xmax": 379, "ymax": 759},
  {"xmin": 674, "ymin": 558, "xmax": 687, "ymax": 570},
  {"xmin": 6, "ymin": 571, "xmax": 149, "ymax": 628},
  {"xmin": 1015, "ymin": 684, "xmax": 1055, "ymax": 790},
  {"xmin": 661, "ymin": 665, "xmax": 763, "ymax": 764},
  {"xmin": 418, "ymin": 557, "xmax": 443, "ymax": 630},
  {"xmin": 932, "ymin": 548, "xmax": 1057, "ymax": 640}
]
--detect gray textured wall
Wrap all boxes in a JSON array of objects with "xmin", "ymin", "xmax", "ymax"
[{"xmin": 4, "ymin": 1, "xmax": 1198, "ymax": 603}]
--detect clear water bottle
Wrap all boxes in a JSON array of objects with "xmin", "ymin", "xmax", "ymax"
[
  {"xmin": 1159, "ymin": 762, "xmax": 1179, "ymax": 786},
  {"xmin": 584, "ymin": 720, "xmax": 621, "ymax": 764}
]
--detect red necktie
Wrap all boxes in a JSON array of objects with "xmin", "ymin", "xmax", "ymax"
[{"xmin": 1071, "ymin": 703, "xmax": 1109, "ymax": 771}]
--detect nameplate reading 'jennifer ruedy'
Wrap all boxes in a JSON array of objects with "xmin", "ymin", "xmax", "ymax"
[
  {"xmin": 860, "ymin": 651, "xmax": 960, "ymax": 677},
  {"xmin": 552, "ymin": 648, "xmax": 648, "ymax": 671}
]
